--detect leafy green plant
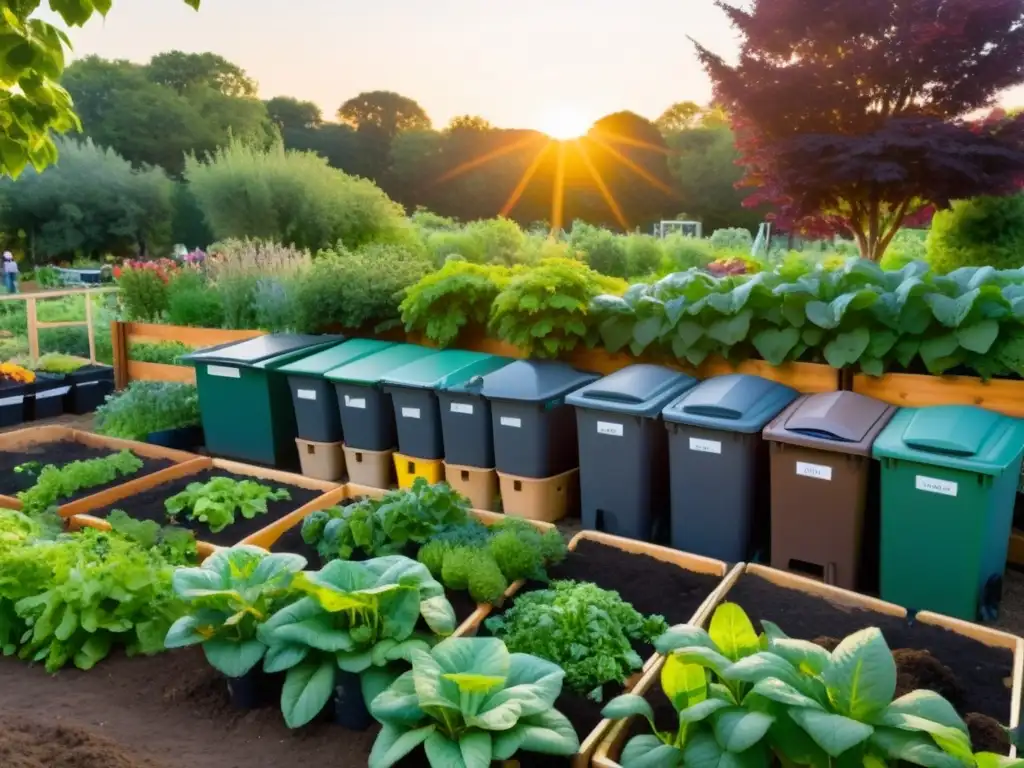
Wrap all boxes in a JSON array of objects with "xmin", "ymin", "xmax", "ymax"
[
  {"xmin": 649, "ymin": 602, "xmax": 1011, "ymax": 767},
  {"xmin": 116, "ymin": 262, "xmax": 172, "ymax": 322},
  {"xmin": 164, "ymin": 546, "xmax": 307, "ymax": 677},
  {"xmin": 107, "ymin": 509, "xmax": 197, "ymax": 565},
  {"xmin": 400, "ymin": 261, "xmax": 510, "ymax": 347},
  {"xmin": 301, "ymin": 480, "xmax": 471, "ymax": 561},
  {"xmin": 31, "ymin": 353, "xmax": 88, "ymax": 374},
  {"xmin": 164, "ymin": 477, "xmax": 290, "ymax": 534},
  {"xmin": 485, "ymin": 580, "xmax": 668, "ymax": 700},
  {"xmin": 368, "ymin": 636, "xmax": 580, "ymax": 767},
  {"xmin": 128, "ymin": 340, "xmax": 193, "ymax": 365},
  {"xmin": 258, "ymin": 555, "xmax": 456, "ymax": 728},
  {"xmin": 94, "ymin": 381, "xmax": 200, "ymax": 440},
  {"xmin": 490, "ymin": 257, "xmax": 627, "ymax": 357},
  {"xmin": 17, "ymin": 450, "xmax": 144, "ymax": 515},
  {"xmin": 438, "ymin": 545, "xmax": 508, "ymax": 604}
]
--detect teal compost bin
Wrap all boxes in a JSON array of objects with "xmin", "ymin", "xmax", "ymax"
[
  {"xmin": 873, "ymin": 405, "xmax": 1024, "ymax": 621},
  {"xmin": 183, "ymin": 334, "xmax": 343, "ymax": 468},
  {"xmin": 324, "ymin": 344, "xmax": 437, "ymax": 452},
  {"xmin": 279, "ymin": 339, "xmax": 397, "ymax": 444},
  {"xmin": 381, "ymin": 350, "xmax": 511, "ymax": 460}
]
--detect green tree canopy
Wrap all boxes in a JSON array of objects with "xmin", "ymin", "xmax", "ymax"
[
  {"xmin": 147, "ymin": 50, "xmax": 257, "ymax": 97},
  {"xmin": 266, "ymin": 96, "xmax": 323, "ymax": 131},
  {"xmin": 337, "ymin": 90, "xmax": 432, "ymax": 139}
]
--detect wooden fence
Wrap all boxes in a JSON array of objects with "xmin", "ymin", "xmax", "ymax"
[{"xmin": 0, "ymin": 286, "xmax": 119, "ymax": 363}]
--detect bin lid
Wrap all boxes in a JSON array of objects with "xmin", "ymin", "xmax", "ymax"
[
  {"xmin": 324, "ymin": 344, "xmax": 437, "ymax": 386},
  {"xmin": 763, "ymin": 392, "xmax": 896, "ymax": 456},
  {"xmin": 182, "ymin": 334, "xmax": 343, "ymax": 371},
  {"xmin": 279, "ymin": 338, "xmax": 396, "ymax": 377},
  {"xmin": 380, "ymin": 350, "xmax": 511, "ymax": 391},
  {"xmin": 565, "ymin": 364, "xmax": 697, "ymax": 418},
  {"xmin": 661, "ymin": 373, "xmax": 799, "ymax": 434},
  {"xmin": 477, "ymin": 360, "xmax": 598, "ymax": 403},
  {"xmin": 872, "ymin": 405, "xmax": 1024, "ymax": 475}
]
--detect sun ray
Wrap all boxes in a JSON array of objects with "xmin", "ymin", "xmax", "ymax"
[
  {"xmin": 588, "ymin": 133, "xmax": 679, "ymax": 197},
  {"xmin": 588, "ymin": 127, "xmax": 675, "ymax": 156},
  {"xmin": 550, "ymin": 141, "xmax": 567, "ymax": 234},
  {"xmin": 499, "ymin": 141, "xmax": 552, "ymax": 217},
  {"xmin": 575, "ymin": 142, "xmax": 629, "ymax": 230},
  {"xmin": 434, "ymin": 134, "xmax": 544, "ymax": 185}
]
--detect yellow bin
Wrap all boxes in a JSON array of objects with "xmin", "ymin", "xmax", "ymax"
[{"xmin": 394, "ymin": 452, "xmax": 445, "ymax": 489}]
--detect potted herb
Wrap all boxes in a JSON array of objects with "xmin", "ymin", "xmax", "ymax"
[
  {"xmin": 164, "ymin": 545, "xmax": 308, "ymax": 709},
  {"xmin": 0, "ymin": 362, "xmax": 35, "ymax": 427},
  {"xmin": 368, "ymin": 636, "xmax": 581, "ymax": 767},
  {"xmin": 259, "ymin": 555, "xmax": 456, "ymax": 730},
  {"xmin": 94, "ymin": 381, "xmax": 202, "ymax": 449}
]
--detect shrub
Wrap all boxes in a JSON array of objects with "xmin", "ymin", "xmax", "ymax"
[
  {"xmin": 35, "ymin": 266, "xmax": 61, "ymax": 288},
  {"xmin": 578, "ymin": 228, "xmax": 629, "ymax": 278},
  {"xmin": 186, "ymin": 140, "xmax": 413, "ymax": 252},
  {"xmin": 709, "ymin": 227, "xmax": 754, "ymax": 251},
  {"xmin": 660, "ymin": 233, "xmax": 716, "ymax": 270},
  {"xmin": 128, "ymin": 341, "xmax": 193, "ymax": 365},
  {"xmin": 292, "ymin": 242, "xmax": 432, "ymax": 333},
  {"xmin": 94, "ymin": 381, "xmax": 200, "ymax": 440},
  {"xmin": 624, "ymin": 234, "xmax": 663, "ymax": 277},
  {"xmin": 400, "ymin": 261, "xmax": 511, "ymax": 347},
  {"xmin": 927, "ymin": 195, "xmax": 1024, "ymax": 273},
  {"xmin": 880, "ymin": 229, "xmax": 927, "ymax": 271},
  {"xmin": 115, "ymin": 260, "xmax": 177, "ymax": 322},
  {"xmin": 167, "ymin": 271, "xmax": 225, "ymax": 328},
  {"xmin": 206, "ymin": 239, "xmax": 310, "ymax": 330}
]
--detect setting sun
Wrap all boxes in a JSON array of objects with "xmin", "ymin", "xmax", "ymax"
[{"xmin": 538, "ymin": 106, "xmax": 592, "ymax": 140}]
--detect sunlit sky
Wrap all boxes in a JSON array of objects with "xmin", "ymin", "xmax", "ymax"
[{"xmin": 53, "ymin": 0, "xmax": 1024, "ymax": 133}]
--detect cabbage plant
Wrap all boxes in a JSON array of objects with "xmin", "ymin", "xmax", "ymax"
[
  {"xmin": 259, "ymin": 555, "xmax": 456, "ymax": 728},
  {"xmin": 369, "ymin": 636, "xmax": 580, "ymax": 767}
]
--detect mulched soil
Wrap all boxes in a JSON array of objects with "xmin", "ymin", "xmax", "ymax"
[
  {"xmin": 725, "ymin": 573, "xmax": 1014, "ymax": 753},
  {"xmin": 85, "ymin": 470, "xmax": 323, "ymax": 547},
  {"xmin": 478, "ymin": 538, "xmax": 725, "ymax": 766},
  {"xmin": 0, "ymin": 440, "xmax": 173, "ymax": 498},
  {"xmin": 0, "ymin": 716, "xmax": 163, "ymax": 768}
]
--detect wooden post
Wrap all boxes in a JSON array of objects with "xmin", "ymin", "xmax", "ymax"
[
  {"xmin": 25, "ymin": 296, "xmax": 38, "ymax": 361},
  {"xmin": 85, "ymin": 292, "xmax": 95, "ymax": 362},
  {"xmin": 111, "ymin": 319, "xmax": 129, "ymax": 390}
]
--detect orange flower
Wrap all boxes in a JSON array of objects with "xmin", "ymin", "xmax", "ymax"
[{"xmin": 0, "ymin": 363, "xmax": 35, "ymax": 384}]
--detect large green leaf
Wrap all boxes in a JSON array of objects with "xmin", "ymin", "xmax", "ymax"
[
  {"xmin": 709, "ymin": 603, "xmax": 760, "ymax": 662},
  {"xmin": 707, "ymin": 310, "xmax": 753, "ymax": 346},
  {"xmin": 622, "ymin": 734, "xmax": 685, "ymax": 767},
  {"xmin": 823, "ymin": 327, "xmax": 871, "ymax": 368},
  {"xmin": 370, "ymin": 669, "xmax": 424, "ymax": 723},
  {"xmin": 163, "ymin": 615, "xmax": 206, "ymax": 649},
  {"xmin": 655, "ymin": 624, "xmax": 715, "ymax": 654},
  {"xmin": 632, "ymin": 316, "xmax": 665, "ymax": 351},
  {"xmin": 601, "ymin": 693, "xmax": 655, "ymax": 721},
  {"xmin": 424, "ymin": 731, "xmax": 466, "ymax": 767},
  {"xmin": 480, "ymin": 650, "xmax": 565, "ymax": 718},
  {"xmin": 262, "ymin": 642, "xmax": 309, "ymax": 673},
  {"xmin": 202, "ymin": 637, "xmax": 265, "ymax": 678},
  {"xmin": 823, "ymin": 628, "xmax": 895, "ymax": 722},
  {"xmin": 881, "ymin": 690, "xmax": 968, "ymax": 734},
  {"xmin": 869, "ymin": 727, "xmax": 965, "ymax": 768},
  {"xmin": 713, "ymin": 708, "xmax": 774, "ymax": 752},
  {"xmin": 745, "ymin": 678, "xmax": 823, "ymax": 710},
  {"xmin": 876, "ymin": 712, "xmax": 973, "ymax": 763},
  {"xmin": 600, "ymin": 315, "xmax": 635, "ymax": 353},
  {"xmin": 493, "ymin": 708, "xmax": 580, "ymax": 757},
  {"xmin": 957, "ymin": 319, "xmax": 1000, "ymax": 354},
  {"xmin": 420, "ymin": 594, "xmax": 456, "ymax": 636},
  {"xmin": 368, "ymin": 723, "xmax": 436, "ymax": 768},
  {"xmin": 281, "ymin": 656, "xmax": 336, "ymax": 728},
  {"xmin": 752, "ymin": 327, "xmax": 800, "ymax": 365},
  {"xmin": 661, "ymin": 652, "xmax": 708, "ymax": 711},
  {"xmin": 789, "ymin": 709, "xmax": 874, "ymax": 757},
  {"xmin": 459, "ymin": 731, "xmax": 492, "ymax": 768}
]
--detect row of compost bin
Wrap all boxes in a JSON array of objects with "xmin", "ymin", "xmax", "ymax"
[{"xmin": 181, "ymin": 334, "xmax": 1024, "ymax": 624}]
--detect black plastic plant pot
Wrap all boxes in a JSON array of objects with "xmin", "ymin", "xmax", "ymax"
[
  {"xmin": 225, "ymin": 668, "xmax": 278, "ymax": 710},
  {"xmin": 332, "ymin": 671, "xmax": 372, "ymax": 730},
  {"xmin": 0, "ymin": 380, "xmax": 30, "ymax": 428},
  {"xmin": 146, "ymin": 425, "xmax": 204, "ymax": 451},
  {"xmin": 27, "ymin": 374, "xmax": 70, "ymax": 421},
  {"xmin": 64, "ymin": 365, "xmax": 115, "ymax": 415}
]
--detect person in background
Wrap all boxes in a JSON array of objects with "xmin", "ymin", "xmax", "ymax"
[{"xmin": 2, "ymin": 252, "xmax": 17, "ymax": 294}]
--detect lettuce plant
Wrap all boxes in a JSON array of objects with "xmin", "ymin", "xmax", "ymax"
[
  {"xmin": 651, "ymin": 602, "xmax": 1013, "ymax": 767},
  {"xmin": 258, "ymin": 555, "xmax": 456, "ymax": 728},
  {"xmin": 164, "ymin": 546, "xmax": 307, "ymax": 678},
  {"xmin": 369, "ymin": 636, "xmax": 580, "ymax": 767},
  {"xmin": 18, "ymin": 450, "xmax": 144, "ymax": 515},
  {"xmin": 164, "ymin": 477, "xmax": 290, "ymax": 534}
]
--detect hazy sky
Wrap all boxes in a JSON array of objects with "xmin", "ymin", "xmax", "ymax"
[{"xmin": 57, "ymin": 0, "xmax": 738, "ymax": 132}]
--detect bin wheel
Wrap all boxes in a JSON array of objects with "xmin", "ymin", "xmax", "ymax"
[{"xmin": 980, "ymin": 575, "xmax": 1003, "ymax": 623}]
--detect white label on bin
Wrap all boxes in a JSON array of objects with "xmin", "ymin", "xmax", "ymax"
[
  {"xmin": 597, "ymin": 421, "xmax": 624, "ymax": 437},
  {"xmin": 77, "ymin": 380, "xmax": 100, "ymax": 389},
  {"xmin": 0, "ymin": 394, "xmax": 23, "ymax": 407},
  {"xmin": 689, "ymin": 437, "xmax": 722, "ymax": 454},
  {"xmin": 208, "ymin": 365, "xmax": 240, "ymax": 379},
  {"xmin": 500, "ymin": 416, "xmax": 521, "ymax": 428},
  {"xmin": 796, "ymin": 462, "xmax": 832, "ymax": 481},
  {"xmin": 916, "ymin": 475, "xmax": 958, "ymax": 497},
  {"xmin": 344, "ymin": 396, "xmax": 366, "ymax": 409},
  {"xmin": 450, "ymin": 402, "xmax": 474, "ymax": 415},
  {"xmin": 401, "ymin": 407, "xmax": 421, "ymax": 419},
  {"xmin": 35, "ymin": 386, "xmax": 71, "ymax": 399},
  {"xmin": 297, "ymin": 389, "xmax": 317, "ymax": 401}
]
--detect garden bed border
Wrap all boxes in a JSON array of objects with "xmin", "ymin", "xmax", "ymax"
[
  {"xmin": 67, "ymin": 456, "xmax": 341, "ymax": 559},
  {"xmin": 594, "ymin": 563, "xmax": 1024, "ymax": 767},
  {"xmin": 0, "ymin": 425, "xmax": 200, "ymax": 512}
]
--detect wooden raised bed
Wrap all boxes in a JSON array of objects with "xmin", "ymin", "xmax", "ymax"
[
  {"xmin": 66, "ymin": 457, "xmax": 340, "ymax": 559},
  {"xmin": 0, "ymin": 426, "xmax": 200, "ymax": 512},
  {"xmin": 471, "ymin": 529, "xmax": 734, "ymax": 768},
  {"xmin": 596, "ymin": 563, "xmax": 1023, "ymax": 766}
]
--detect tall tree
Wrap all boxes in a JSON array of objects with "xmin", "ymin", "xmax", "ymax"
[
  {"xmin": 266, "ymin": 96, "xmax": 323, "ymax": 131},
  {"xmin": 0, "ymin": 0, "xmax": 199, "ymax": 178},
  {"xmin": 337, "ymin": 91, "xmax": 432, "ymax": 139},
  {"xmin": 655, "ymin": 101, "xmax": 703, "ymax": 132},
  {"xmin": 695, "ymin": 0, "xmax": 1024, "ymax": 261},
  {"xmin": 446, "ymin": 115, "xmax": 493, "ymax": 133},
  {"xmin": 147, "ymin": 51, "xmax": 257, "ymax": 98}
]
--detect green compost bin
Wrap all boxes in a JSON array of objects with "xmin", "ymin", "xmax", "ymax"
[
  {"xmin": 873, "ymin": 405, "xmax": 1024, "ymax": 621},
  {"xmin": 183, "ymin": 334, "xmax": 343, "ymax": 468}
]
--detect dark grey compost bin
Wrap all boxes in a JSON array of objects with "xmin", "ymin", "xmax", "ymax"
[
  {"xmin": 662, "ymin": 373, "xmax": 798, "ymax": 562},
  {"xmin": 480, "ymin": 360, "xmax": 598, "ymax": 478},
  {"xmin": 566, "ymin": 364, "xmax": 696, "ymax": 542}
]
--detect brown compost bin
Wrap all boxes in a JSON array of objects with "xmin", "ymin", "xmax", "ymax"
[{"xmin": 763, "ymin": 391, "xmax": 896, "ymax": 590}]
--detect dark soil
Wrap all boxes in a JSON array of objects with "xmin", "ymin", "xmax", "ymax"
[
  {"xmin": 0, "ymin": 441, "xmax": 173, "ymax": 498},
  {"xmin": 478, "ymin": 538, "xmax": 724, "ymax": 766},
  {"xmin": 86, "ymin": 470, "xmax": 322, "ymax": 547},
  {"xmin": 0, "ymin": 716, "xmax": 163, "ymax": 768},
  {"xmin": 727, "ymin": 573, "xmax": 1014, "ymax": 751}
]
